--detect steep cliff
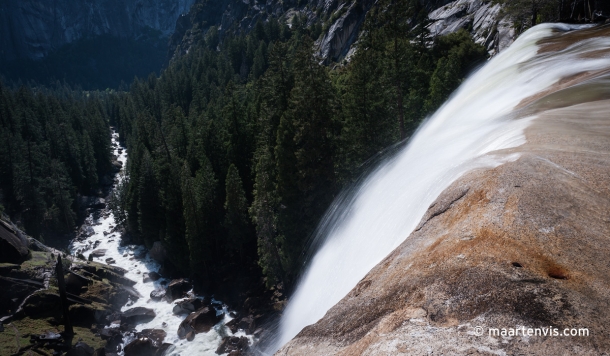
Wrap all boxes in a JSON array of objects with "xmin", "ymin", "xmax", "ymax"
[{"xmin": 0, "ymin": 0, "xmax": 195, "ymax": 61}]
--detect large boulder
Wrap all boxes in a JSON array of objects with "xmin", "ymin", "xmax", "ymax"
[
  {"xmin": 138, "ymin": 329, "xmax": 167, "ymax": 345},
  {"xmin": 89, "ymin": 249, "xmax": 107, "ymax": 258},
  {"xmin": 0, "ymin": 219, "xmax": 29, "ymax": 263},
  {"xmin": 121, "ymin": 307, "xmax": 156, "ymax": 325},
  {"xmin": 150, "ymin": 288, "xmax": 166, "ymax": 301},
  {"xmin": 149, "ymin": 241, "xmax": 167, "ymax": 263},
  {"xmin": 172, "ymin": 297, "xmax": 204, "ymax": 315},
  {"xmin": 166, "ymin": 278, "xmax": 191, "ymax": 301},
  {"xmin": 124, "ymin": 338, "xmax": 156, "ymax": 356},
  {"xmin": 111, "ymin": 160, "xmax": 123, "ymax": 173},
  {"xmin": 177, "ymin": 306, "xmax": 222, "ymax": 339}
]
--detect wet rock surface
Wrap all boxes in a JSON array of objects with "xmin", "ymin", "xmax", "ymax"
[
  {"xmin": 216, "ymin": 336, "xmax": 250, "ymax": 355},
  {"xmin": 177, "ymin": 306, "xmax": 223, "ymax": 339},
  {"xmin": 166, "ymin": 278, "xmax": 191, "ymax": 301}
]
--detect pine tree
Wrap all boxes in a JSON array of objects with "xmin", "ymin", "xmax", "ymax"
[{"xmin": 223, "ymin": 164, "xmax": 249, "ymax": 257}]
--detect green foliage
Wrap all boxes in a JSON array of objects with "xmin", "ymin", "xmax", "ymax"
[
  {"xmin": 0, "ymin": 0, "xmax": 488, "ymax": 290},
  {"xmin": 0, "ymin": 82, "xmax": 112, "ymax": 238},
  {"xmin": 492, "ymin": 0, "xmax": 567, "ymax": 32}
]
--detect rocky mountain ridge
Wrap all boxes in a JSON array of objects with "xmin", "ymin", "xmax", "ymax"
[{"xmin": 169, "ymin": 0, "xmax": 514, "ymax": 63}]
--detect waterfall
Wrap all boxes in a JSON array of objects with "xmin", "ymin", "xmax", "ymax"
[{"xmin": 270, "ymin": 22, "xmax": 610, "ymax": 353}]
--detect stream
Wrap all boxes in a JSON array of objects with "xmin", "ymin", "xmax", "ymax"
[{"xmin": 69, "ymin": 130, "xmax": 250, "ymax": 355}]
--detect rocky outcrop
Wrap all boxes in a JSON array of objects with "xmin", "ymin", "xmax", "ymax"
[
  {"xmin": 0, "ymin": 0, "xmax": 196, "ymax": 61},
  {"xmin": 276, "ymin": 28, "xmax": 610, "ymax": 356},
  {"xmin": 0, "ymin": 219, "xmax": 30, "ymax": 263},
  {"xmin": 166, "ymin": 278, "xmax": 191, "ymax": 301},
  {"xmin": 0, "ymin": 241, "xmax": 140, "ymax": 355},
  {"xmin": 316, "ymin": 0, "xmax": 375, "ymax": 63},
  {"xmin": 428, "ymin": 0, "xmax": 515, "ymax": 55}
]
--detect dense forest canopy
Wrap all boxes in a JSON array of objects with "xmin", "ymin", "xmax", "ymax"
[
  {"xmin": 0, "ymin": 0, "xmax": 491, "ymax": 292},
  {"xmin": 0, "ymin": 84, "xmax": 112, "ymax": 239},
  {"xmin": 107, "ymin": 0, "xmax": 488, "ymax": 290}
]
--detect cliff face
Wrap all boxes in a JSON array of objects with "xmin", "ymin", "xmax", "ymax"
[
  {"xmin": 169, "ymin": 0, "xmax": 513, "ymax": 63},
  {"xmin": 0, "ymin": 0, "xmax": 195, "ymax": 61},
  {"xmin": 276, "ymin": 25, "xmax": 610, "ymax": 356}
]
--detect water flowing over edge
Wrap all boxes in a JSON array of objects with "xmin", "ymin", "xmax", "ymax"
[
  {"xmin": 69, "ymin": 131, "xmax": 252, "ymax": 356},
  {"xmin": 269, "ymin": 22, "xmax": 608, "ymax": 354}
]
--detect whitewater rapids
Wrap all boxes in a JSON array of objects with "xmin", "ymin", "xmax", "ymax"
[
  {"xmin": 271, "ymin": 23, "xmax": 609, "ymax": 353},
  {"xmin": 70, "ymin": 131, "xmax": 250, "ymax": 355}
]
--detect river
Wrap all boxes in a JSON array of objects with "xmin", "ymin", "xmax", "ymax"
[{"xmin": 69, "ymin": 130, "xmax": 249, "ymax": 355}]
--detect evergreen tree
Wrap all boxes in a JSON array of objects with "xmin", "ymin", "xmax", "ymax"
[{"xmin": 224, "ymin": 164, "xmax": 249, "ymax": 257}]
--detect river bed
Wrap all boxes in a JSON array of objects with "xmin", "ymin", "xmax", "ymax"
[{"xmin": 69, "ymin": 130, "xmax": 249, "ymax": 355}]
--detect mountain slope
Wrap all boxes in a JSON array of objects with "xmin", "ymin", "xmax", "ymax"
[{"xmin": 0, "ymin": 0, "xmax": 195, "ymax": 61}]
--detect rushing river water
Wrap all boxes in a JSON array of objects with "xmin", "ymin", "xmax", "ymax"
[{"xmin": 69, "ymin": 130, "xmax": 249, "ymax": 355}]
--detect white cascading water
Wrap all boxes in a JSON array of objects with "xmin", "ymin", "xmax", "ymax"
[
  {"xmin": 70, "ymin": 132, "xmax": 250, "ymax": 355},
  {"xmin": 271, "ymin": 23, "xmax": 610, "ymax": 353}
]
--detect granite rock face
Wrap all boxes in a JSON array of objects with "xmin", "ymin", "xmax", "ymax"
[
  {"xmin": 428, "ymin": 0, "xmax": 515, "ymax": 56},
  {"xmin": 0, "ymin": 0, "xmax": 196, "ymax": 61}
]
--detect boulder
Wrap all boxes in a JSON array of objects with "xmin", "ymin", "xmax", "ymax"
[
  {"xmin": 111, "ymin": 160, "xmax": 123, "ymax": 173},
  {"xmin": 121, "ymin": 307, "xmax": 156, "ymax": 325},
  {"xmin": 90, "ymin": 249, "xmax": 107, "ymax": 258},
  {"xmin": 92, "ymin": 198, "xmax": 106, "ymax": 209},
  {"xmin": 225, "ymin": 318, "xmax": 239, "ymax": 334},
  {"xmin": 150, "ymin": 288, "xmax": 166, "ymax": 301},
  {"xmin": 237, "ymin": 315, "xmax": 256, "ymax": 335},
  {"xmin": 66, "ymin": 341, "xmax": 95, "ymax": 356},
  {"xmin": 172, "ymin": 297, "xmax": 204, "ymax": 315},
  {"xmin": 177, "ymin": 306, "xmax": 222, "ymax": 339},
  {"xmin": 138, "ymin": 329, "xmax": 166, "ymax": 346},
  {"xmin": 166, "ymin": 278, "xmax": 191, "ymax": 301},
  {"xmin": 99, "ymin": 327, "xmax": 122, "ymax": 352},
  {"xmin": 216, "ymin": 336, "xmax": 249, "ymax": 355},
  {"xmin": 124, "ymin": 338, "xmax": 156, "ymax": 356},
  {"xmin": 105, "ymin": 258, "xmax": 116, "ymax": 264},
  {"xmin": 0, "ymin": 219, "xmax": 29, "ymax": 263},
  {"xmin": 149, "ymin": 241, "xmax": 167, "ymax": 263},
  {"xmin": 143, "ymin": 271, "xmax": 161, "ymax": 283}
]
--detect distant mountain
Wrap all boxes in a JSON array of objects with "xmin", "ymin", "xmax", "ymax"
[
  {"xmin": 0, "ymin": 0, "xmax": 195, "ymax": 61},
  {"xmin": 0, "ymin": 0, "xmax": 195, "ymax": 89},
  {"xmin": 168, "ymin": 0, "xmax": 516, "ymax": 65}
]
